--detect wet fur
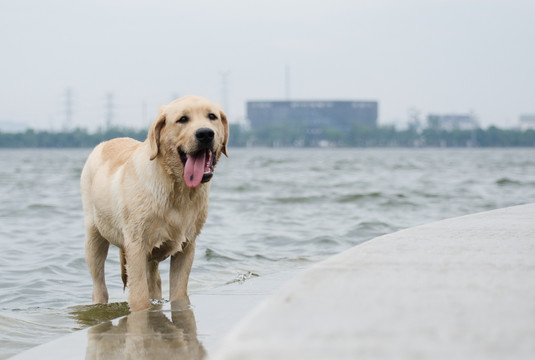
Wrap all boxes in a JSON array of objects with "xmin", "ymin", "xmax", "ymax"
[{"xmin": 81, "ymin": 96, "xmax": 228, "ymax": 311}]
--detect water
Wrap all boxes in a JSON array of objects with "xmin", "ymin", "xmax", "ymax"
[{"xmin": 1, "ymin": 147, "xmax": 535, "ymax": 358}]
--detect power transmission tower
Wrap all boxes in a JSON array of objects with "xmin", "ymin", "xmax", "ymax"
[
  {"xmin": 219, "ymin": 71, "xmax": 230, "ymax": 114},
  {"xmin": 64, "ymin": 87, "xmax": 73, "ymax": 130},
  {"xmin": 142, "ymin": 100, "xmax": 148, "ymax": 128},
  {"xmin": 285, "ymin": 65, "xmax": 291, "ymax": 100},
  {"xmin": 106, "ymin": 92, "xmax": 114, "ymax": 130}
]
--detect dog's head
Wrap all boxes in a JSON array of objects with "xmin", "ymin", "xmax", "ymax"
[{"xmin": 147, "ymin": 96, "xmax": 229, "ymax": 188}]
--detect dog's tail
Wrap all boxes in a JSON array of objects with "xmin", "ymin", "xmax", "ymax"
[{"xmin": 120, "ymin": 248, "xmax": 128, "ymax": 291}]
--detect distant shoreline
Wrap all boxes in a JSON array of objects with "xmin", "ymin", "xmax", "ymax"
[{"xmin": 1, "ymin": 125, "xmax": 534, "ymax": 148}]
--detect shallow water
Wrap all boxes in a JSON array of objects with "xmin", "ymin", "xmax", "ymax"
[{"xmin": 1, "ymin": 147, "xmax": 535, "ymax": 358}]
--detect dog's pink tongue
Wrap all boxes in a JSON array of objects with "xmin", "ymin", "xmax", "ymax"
[{"xmin": 184, "ymin": 152, "xmax": 206, "ymax": 188}]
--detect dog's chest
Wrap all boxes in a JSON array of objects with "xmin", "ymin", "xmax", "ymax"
[{"xmin": 147, "ymin": 204, "xmax": 205, "ymax": 260}]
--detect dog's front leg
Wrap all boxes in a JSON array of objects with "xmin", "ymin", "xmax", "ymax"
[
  {"xmin": 169, "ymin": 241, "xmax": 195, "ymax": 301},
  {"xmin": 124, "ymin": 242, "xmax": 151, "ymax": 311}
]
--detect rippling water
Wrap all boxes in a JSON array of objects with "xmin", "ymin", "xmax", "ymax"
[{"xmin": 1, "ymin": 148, "xmax": 535, "ymax": 358}]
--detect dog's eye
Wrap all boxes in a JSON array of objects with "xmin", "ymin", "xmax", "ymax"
[
  {"xmin": 208, "ymin": 113, "xmax": 218, "ymax": 121},
  {"xmin": 177, "ymin": 116, "xmax": 189, "ymax": 124}
]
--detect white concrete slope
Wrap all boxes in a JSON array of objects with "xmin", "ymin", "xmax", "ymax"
[{"xmin": 213, "ymin": 204, "xmax": 535, "ymax": 360}]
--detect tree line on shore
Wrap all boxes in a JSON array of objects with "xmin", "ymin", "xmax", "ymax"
[{"xmin": 1, "ymin": 124, "xmax": 534, "ymax": 148}]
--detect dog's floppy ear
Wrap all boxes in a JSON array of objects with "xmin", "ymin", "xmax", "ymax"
[
  {"xmin": 148, "ymin": 106, "xmax": 167, "ymax": 161},
  {"xmin": 219, "ymin": 109, "xmax": 229, "ymax": 157}
]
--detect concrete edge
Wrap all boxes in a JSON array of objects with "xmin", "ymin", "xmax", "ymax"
[{"xmin": 211, "ymin": 203, "xmax": 535, "ymax": 360}]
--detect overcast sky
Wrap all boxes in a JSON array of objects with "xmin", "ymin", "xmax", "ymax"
[{"xmin": 1, "ymin": 0, "xmax": 534, "ymax": 130}]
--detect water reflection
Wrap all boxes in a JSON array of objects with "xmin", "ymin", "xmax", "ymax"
[
  {"xmin": 70, "ymin": 302, "xmax": 131, "ymax": 328},
  {"xmin": 83, "ymin": 298, "xmax": 205, "ymax": 360}
]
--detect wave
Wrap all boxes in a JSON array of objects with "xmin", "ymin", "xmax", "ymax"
[
  {"xmin": 272, "ymin": 195, "xmax": 325, "ymax": 204},
  {"xmin": 336, "ymin": 192, "xmax": 383, "ymax": 203},
  {"xmin": 495, "ymin": 177, "xmax": 522, "ymax": 186},
  {"xmin": 204, "ymin": 248, "xmax": 239, "ymax": 262},
  {"xmin": 225, "ymin": 271, "xmax": 259, "ymax": 285},
  {"xmin": 344, "ymin": 220, "xmax": 397, "ymax": 241}
]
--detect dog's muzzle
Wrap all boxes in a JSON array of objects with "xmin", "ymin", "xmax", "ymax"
[
  {"xmin": 195, "ymin": 128, "xmax": 214, "ymax": 145},
  {"xmin": 179, "ymin": 128, "xmax": 216, "ymax": 188}
]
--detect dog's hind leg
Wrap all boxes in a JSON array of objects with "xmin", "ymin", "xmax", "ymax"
[
  {"xmin": 85, "ymin": 226, "xmax": 110, "ymax": 304},
  {"xmin": 147, "ymin": 260, "xmax": 162, "ymax": 300}
]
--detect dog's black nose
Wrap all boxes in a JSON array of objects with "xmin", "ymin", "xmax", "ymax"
[{"xmin": 195, "ymin": 128, "xmax": 215, "ymax": 144}]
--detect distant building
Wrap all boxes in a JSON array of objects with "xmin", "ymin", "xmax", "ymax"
[
  {"xmin": 247, "ymin": 100, "xmax": 378, "ymax": 131},
  {"xmin": 427, "ymin": 114, "xmax": 478, "ymax": 131},
  {"xmin": 519, "ymin": 115, "xmax": 535, "ymax": 131}
]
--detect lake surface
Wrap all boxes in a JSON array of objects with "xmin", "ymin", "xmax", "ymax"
[{"xmin": 1, "ymin": 147, "xmax": 535, "ymax": 358}]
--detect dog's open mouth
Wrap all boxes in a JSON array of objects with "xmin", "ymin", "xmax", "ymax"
[{"xmin": 179, "ymin": 148, "xmax": 215, "ymax": 188}]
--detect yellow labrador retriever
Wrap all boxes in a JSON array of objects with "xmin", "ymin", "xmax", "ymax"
[{"xmin": 81, "ymin": 95, "xmax": 228, "ymax": 311}]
